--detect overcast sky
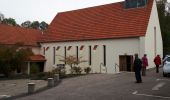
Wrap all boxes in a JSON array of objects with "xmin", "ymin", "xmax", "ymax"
[{"xmin": 0, "ymin": 0, "xmax": 123, "ymax": 24}]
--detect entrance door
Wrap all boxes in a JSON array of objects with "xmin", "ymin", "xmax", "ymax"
[{"xmin": 119, "ymin": 55, "xmax": 133, "ymax": 72}]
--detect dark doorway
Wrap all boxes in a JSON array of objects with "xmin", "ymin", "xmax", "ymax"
[
  {"xmin": 119, "ymin": 55, "xmax": 134, "ymax": 72},
  {"xmin": 30, "ymin": 62, "xmax": 44, "ymax": 73}
]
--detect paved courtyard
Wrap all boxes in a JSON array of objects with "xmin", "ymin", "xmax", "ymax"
[
  {"xmin": 0, "ymin": 79, "xmax": 47, "ymax": 99},
  {"xmin": 10, "ymin": 68, "xmax": 170, "ymax": 100},
  {"xmin": 0, "ymin": 68, "xmax": 170, "ymax": 100}
]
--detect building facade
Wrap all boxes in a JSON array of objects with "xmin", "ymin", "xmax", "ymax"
[
  {"xmin": 0, "ymin": 0, "xmax": 163, "ymax": 74},
  {"xmin": 40, "ymin": 0, "xmax": 163, "ymax": 74}
]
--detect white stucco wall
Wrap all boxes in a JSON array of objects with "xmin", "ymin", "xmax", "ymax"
[
  {"xmin": 144, "ymin": 0, "xmax": 163, "ymax": 68},
  {"xmin": 41, "ymin": 38, "xmax": 139, "ymax": 74},
  {"xmin": 32, "ymin": 47, "xmax": 41, "ymax": 55}
]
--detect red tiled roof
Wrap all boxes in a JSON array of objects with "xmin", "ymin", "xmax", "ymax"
[
  {"xmin": 29, "ymin": 55, "xmax": 46, "ymax": 61},
  {"xmin": 0, "ymin": 24, "xmax": 42, "ymax": 46},
  {"xmin": 41, "ymin": 0, "xmax": 153, "ymax": 42}
]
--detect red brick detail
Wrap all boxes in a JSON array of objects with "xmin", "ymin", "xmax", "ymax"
[
  {"xmin": 80, "ymin": 45, "xmax": 84, "ymax": 50},
  {"xmin": 46, "ymin": 47, "xmax": 49, "ymax": 51},
  {"xmin": 67, "ymin": 46, "xmax": 72, "ymax": 50},
  {"xmin": 93, "ymin": 45, "xmax": 98, "ymax": 50},
  {"xmin": 56, "ymin": 46, "xmax": 60, "ymax": 50}
]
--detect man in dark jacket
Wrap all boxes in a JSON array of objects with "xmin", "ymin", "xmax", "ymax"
[{"xmin": 134, "ymin": 54, "xmax": 142, "ymax": 83}]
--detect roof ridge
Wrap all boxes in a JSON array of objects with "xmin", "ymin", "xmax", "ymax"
[{"xmin": 59, "ymin": 1, "xmax": 123, "ymax": 14}]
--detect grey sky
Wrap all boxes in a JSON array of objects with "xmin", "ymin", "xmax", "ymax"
[{"xmin": 0, "ymin": 0, "xmax": 123, "ymax": 24}]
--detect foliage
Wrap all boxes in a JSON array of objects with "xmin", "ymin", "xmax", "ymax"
[
  {"xmin": 59, "ymin": 55, "xmax": 86, "ymax": 74},
  {"xmin": 30, "ymin": 63, "xmax": 39, "ymax": 75},
  {"xmin": 29, "ymin": 72, "xmax": 48, "ymax": 80},
  {"xmin": 30, "ymin": 21, "xmax": 40, "ymax": 29},
  {"xmin": 40, "ymin": 21, "xmax": 48, "ymax": 30},
  {"xmin": 0, "ymin": 13, "xmax": 48, "ymax": 30},
  {"xmin": 84, "ymin": 67, "xmax": 91, "ymax": 74},
  {"xmin": 21, "ymin": 21, "xmax": 31, "ymax": 28},
  {"xmin": 59, "ymin": 55, "xmax": 86, "ymax": 68},
  {"xmin": 157, "ymin": 0, "xmax": 170, "ymax": 55},
  {"xmin": 21, "ymin": 20, "xmax": 48, "ymax": 30},
  {"xmin": 52, "ymin": 67, "xmax": 66, "ymax": 77},
  {"xmin": 2, "ymin": 18, "xmax": 17, "ymax": 26},
  {"xmin": 71, "ymin": 66, "xmax": 82, "ymax": 74},
  {"xmin": 0, "ymin": 44, "xmax": 33, "ymax": 77}
]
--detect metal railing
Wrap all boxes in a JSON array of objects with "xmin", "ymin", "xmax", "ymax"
[
  {"xmin": 114, "ymin": 63, "xmax": 119, "ymax": 73},
  {"xmin": 100, "ymin": 63, "xmax": 107, "ymax": 73}
]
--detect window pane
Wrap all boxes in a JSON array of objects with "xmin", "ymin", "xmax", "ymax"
[
  {"xmin": 125, "ymin": 0, "xmax": 137, "ymax": 8},
  {"xmin": 138, "ymin": 0, "xmax": 147, "ymax": 7}
]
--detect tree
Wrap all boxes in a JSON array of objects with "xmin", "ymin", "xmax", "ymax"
[
  {"xmin": 40, "ymin": 21, "xmax": 48, "ymax": 30},
  {"xmin": 0, "ymin": 44, "xmax": 33, "ymax": 77},
  {"xmin": 2, "ymin": 18, "xmax": 17, "ymax": 26},
  {"xmin": 30, "ymin": 21, "xmax": 40, "ymax": 29},
  {"xmin": 59, "ymin": 55, "xmax": 87, "ymax": 74},
  {"xmin": 157, "ymin": 0, "xmax": 170, "ymax": 55},
  {"xmin": 21, "ymin": 20, "xmax": 31, "ymax": 28}
]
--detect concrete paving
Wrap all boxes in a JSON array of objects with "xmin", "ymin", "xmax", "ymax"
[
  {"xmin": 0, "ymin": 79, "xmax": 47, "ymax": 99},
  {"xmin": 10, "ymin": 68, "xmax": 170, "ymax": 100},
  {"xmin": 1, "ymin": 68, "xmax": 170, "ymax": 100}
]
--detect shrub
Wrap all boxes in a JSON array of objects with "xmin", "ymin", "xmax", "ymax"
[
  {"xmin": 72, "ymin": 66, "xmax": 82, "ymax": 74},
  {"xmin": 30, "ymin": 63, "xmax": 39, "ymax": 75},
  {"xmin": 51, "ymin": 66, "xmax": 66, "ymax": 78},
  {"xmin": 59, "ymin": 55, "xmax": 87, "ymax": 74},
  {"xmin": 30, "ymin": 72, "xmax": 47, "ymax": 80},
  {"xmin": 84, "ymin": 67, "xmax": 91, "ymax": 74}
]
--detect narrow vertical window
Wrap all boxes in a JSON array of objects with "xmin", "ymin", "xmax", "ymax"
[
  {"xmin": 43, "ymin": 47, "xmax": 45, "ymax": 55},
  {"xmin": 76, "ymin": 46, "xmax": 78, "ymax": 61},
  {"xmin": 53, "ymin": 47, "xmax": 55, "ymax": 65},
  {"xmin": 89, "ymin": 46, "xmax": 92, "ymax": 65},
  {"xmin": 154, "ymin": 27, "xmax": 157, "ymax": 57},
  {"xmin": 64, "ymin": 46, "xmax": 67, "ymax": 64},
  {"xmin": 103, "ymin": 45, "xmax": 106, "ymax": 66}
]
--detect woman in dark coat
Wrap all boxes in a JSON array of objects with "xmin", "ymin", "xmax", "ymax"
[{"xmin": 134, "ymin": 54, "xmax": 142, "ymax": 83}]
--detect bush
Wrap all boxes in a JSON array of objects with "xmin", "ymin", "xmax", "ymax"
[
  {"xmin": 84, "ymin": 67, "xmax": 91, "ymax": 74},
  {"xmin": 30, "ymin": 63, "xmax": 39, "ymax": 75},
  {"xmin": 30, "ymin": 72, "xmax": 47, "ymax": 80},
  {"xmin": 72, "ymin": 66, "xmax": 82, "ymax": 74},
  {"xmin": 50, "ymin": 67, "xmax": 66, "ymax": 78}
]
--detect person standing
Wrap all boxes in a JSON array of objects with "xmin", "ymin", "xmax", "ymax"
[
  {"xmin": 142, "ymin": 54, "xmax": 148, "ymax": 76},
  {"xmin": 154, "ymin": 55, "xmax": 161, "ymax": 73},
  {"xmin": 134, "ymin": 54, "xmax": 142, "ymax": 83}
]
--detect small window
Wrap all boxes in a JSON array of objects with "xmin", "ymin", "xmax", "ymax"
[
  {"xmin": 125, "ymin": 0, "xmax": 147, "ymax": 9},
  {"xmin": 125, "ymin": 0, "xmax": 137, "ymax": 8},
  {"xmin": 43, "ymin": 47, "xmax": 45, "ymax": 55},
  {"xmin": 137, "ymin": 0, "xmax": 147, "ymax": 7}
]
